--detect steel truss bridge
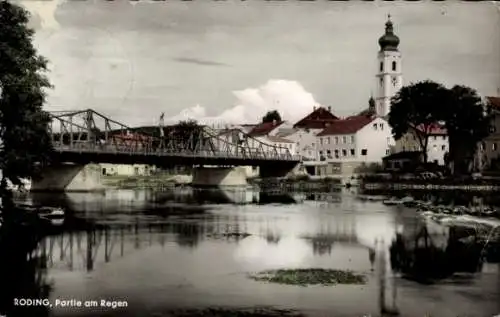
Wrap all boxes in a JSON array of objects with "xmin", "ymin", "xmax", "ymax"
[{"xmin": 48, "ymin": 109, "xmax": 300, "ymax": 166}]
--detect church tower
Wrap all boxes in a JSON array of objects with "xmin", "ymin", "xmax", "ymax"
[{"xmin": 375, "ymin": 15, "xmax": 403, "ymax": 117}]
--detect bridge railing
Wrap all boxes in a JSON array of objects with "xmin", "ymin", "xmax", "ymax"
[{"xmin": 52, "ymin": 141, "xmax": 300, "ymax": 161}]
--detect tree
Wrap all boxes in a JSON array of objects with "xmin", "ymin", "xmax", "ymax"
[
  {"xmin": 388, "ymin": 81, "xmax": 450, "ymax": 163},
  {"xmin": 168, "ymin": 119, "xmax": 204, "ymax": 152},
  {"xmin": 438, "ymin": 85, "xmax": 491, "ymax": 175},
  {"xmin": 262, "ymin": 110, "xmax": 282, "ymax": 123},
  {"xmin": 0, "ymin": 1, "xmax": 54, "ymax": 218}
]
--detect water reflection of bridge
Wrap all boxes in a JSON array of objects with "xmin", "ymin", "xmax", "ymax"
[
  {"xmin": 32, "ymin": 212, "xmax": 363, "ymax": 271},
  {"xmin": 28, "ymin": 188, "xmax": 306, "ymax": 211}
]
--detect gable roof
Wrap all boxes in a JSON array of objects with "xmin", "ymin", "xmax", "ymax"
[
  {"xmin": 293, "ymin": 107, "xmax": 339, "ymax": 129},
  {"xmin": 248, "ymin": 121, "xmax": 284, "ymax": 136},
  {"xmin": 316, "ymin": 115, "xmax": 377, "ymax": 136},
  {"xmin": 266, "ymin": 135, "xmax": 294, "ymax": 143},
  {"xmin": 414, "ymin": 123, "xmax": 447, "ymax": 135},
  {"xmin": 487, "ymin": 96, "xmax": 500, "ymax": 111}
]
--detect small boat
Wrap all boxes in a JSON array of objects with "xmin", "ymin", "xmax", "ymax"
[
  {"xmin": 38, "ymin": 207, "xmax": 65, "ymax": 220},
  {"xmin": 15, "ymin": 203, "xmax": 65, "ymax": 225}
]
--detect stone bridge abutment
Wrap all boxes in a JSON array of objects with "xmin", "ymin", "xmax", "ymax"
[{"xmin": 31, "ymin": 163, "xmax": 105, "ymax": 192}]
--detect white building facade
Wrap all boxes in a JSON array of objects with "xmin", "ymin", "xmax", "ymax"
[
  {"xmin": 316, "ymin": 116, "xmax": 394, "ymax": 164},
  {"xmin": 392, "ymin": 125, "xmax": 449, "ymax": 166}
]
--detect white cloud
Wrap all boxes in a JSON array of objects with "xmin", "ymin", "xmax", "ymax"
[
  {"xmin": 166, "ymin": 79, "xmax": 323, "ymax": 125},
  {"xmin": 20, "ymin": 0, "xmax": 66, "ymax": 30}
]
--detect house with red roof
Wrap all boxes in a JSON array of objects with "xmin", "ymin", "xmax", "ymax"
[
  {"xmin": 269, "ymin": 106, "xmax": 339, "ymax": 161},
  {"xmin": 392, "ymin": 122, "xmax": 449, "ymax": 165},
  {"xmin": 313, "ymin": 114, "xmax": 394, "ymax": 176},
  {"xmin": 247, "ymin": 120, "xmax": 296, "ymax": 155}
]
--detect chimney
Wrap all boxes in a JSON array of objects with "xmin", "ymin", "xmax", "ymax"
[
  {"xmin": 313, "ymin": 106, "xmax": 317, "ymax": 111},
  {"xmin": 272, "ymin": 119, "xmax": 277, "ymax": 125},
  {"xmin": 328, "ymin": 106, "xmax": 332, "ymax": 112}
]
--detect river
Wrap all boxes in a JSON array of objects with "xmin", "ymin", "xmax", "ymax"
[{"xmin": 1, "ymin": 187, "xmax": 499, "ymax": 317}]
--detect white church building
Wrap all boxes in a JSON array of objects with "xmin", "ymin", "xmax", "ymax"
[{"xmin": 312, "ymin": 16, "xmax": 401, "ymax": 177}]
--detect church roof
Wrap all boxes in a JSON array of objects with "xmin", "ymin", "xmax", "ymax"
[
  {"xmin": 248, "ymin": 120, "xmax": 284, "ymax": 136},
  {"xmin": 378, "ymin": 16, "xmax": 400, "ymax": 52},
  {"xmin": 316, "ymin": 115, "xmax": 377, "ymax": 136},
  {"xmin": 293, "ymin": 107, "xmax": 339, "ymax": 129}
]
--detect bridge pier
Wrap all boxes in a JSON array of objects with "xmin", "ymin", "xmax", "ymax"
[
  {"xmin": 192, "ymin": 166, "xmax": 247, "ymax": 187},
  {"xmin": 31, "ymin": 163, "xmax": 105, "ymax": 192},
  {"xmin": 259, "ymin": 163, "xmax": 299, "ymax": 179}
]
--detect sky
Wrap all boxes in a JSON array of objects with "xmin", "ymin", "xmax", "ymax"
[{"xmin": 19, "ymin": 0, "xmax": 500, "ymax": 127}]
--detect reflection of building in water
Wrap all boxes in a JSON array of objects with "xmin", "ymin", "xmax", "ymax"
[
  {"xmin": 31, "ymin": 190, "xmax": 152, "ymax": 213},
  {"xmin": 305, "ymin": 193, "xmax": 342, "ymax": 204},
  {"xmin": 303, "ymin": 217, "xmax": 358, "ymax": 255},
  {"xmin": 397, "ymin": 216, "xmax": 449, "ymax": 250},
  {"xmin": 259, "ymin": 219, "xmax": 282, "ymax": 244},
  {"xmin": 192, "ymin": 188, "xmax": 256, "ymax": 204}
]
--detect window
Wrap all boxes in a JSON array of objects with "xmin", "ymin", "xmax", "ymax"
[
  {"xmin": 342, "ymin": 136, "xmax": 347, "ymax": 143},
  {"xmin": 379, "ymin": 77, "xmax": 383, "ymax": 86},
  {"xmin": 350, "ymin": 135, "xmax": 355, "ymax": 143},
  {"xmin": 433, "ymin": 136, "xmax": 437, "ymax": 140},
  {"xmin": 392, "ymin": 61, "xmax": 396, "ymax": 71},
  {"xmin": 391, "ymin": 77, "xmax": 397, "ymax": 87},
  {"xmin": 361, "ymin": 149, "xmax": 368, "ymax": 156},
  {"xmin": 334, "ymin": 149, "xmax": 339, "ymax": 158},
  {"xmin": 319, "ymin": 151, "xmax": 323, "ymax": 156},
  {"xmin": 441, "ymin": 145, "xmax": 446, "ymax": 151},
  {"xmin": 386, "ymin": 137, "xmax": 391, "ymax": 143},
  {"xmin": 320, "ymin": 138, "xmax": 323, "ymax": 145},
  {"xmin": 335, "ymin": 136, "xmax": 339, "ymax": 144},
  {"xmin": 379, "ymin": 123, "xmax": 384, "ymax": 130},
  {"xmin": 442, "ymin": 136, "xmax": 446, "ymax": 140},
  {"xmin": 327, "ymin": 150, "xmax": 332, "ymax": 158},
  {"xmin": 342, "ymin": 149, "xmax": 347, "ymax": 156},
  {"xmin": 350, "ymin": 149, "xmax": 355, "ymax": 156},
  {"xmin": 386, "ymin": 149, "xmax": 390, "ymax": 155},
  {"xmin": 327, "ymin": 137, "xmax": 331, "ymax": 144},
  {"xmin": 380, "ymin": 62, "xmax": 384, "ymax": 72},
  {"xmin": 493, "ymin": 143, "xmax": 497, "ymax": 151},
  {"xmin": 373, "ymin": 124, "xmax": 378, "ymax": 130}
]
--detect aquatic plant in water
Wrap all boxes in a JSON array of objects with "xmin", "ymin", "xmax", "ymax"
[{"xmin": 248, "ymin": 268, "xmax": 366, "ymax": 286}]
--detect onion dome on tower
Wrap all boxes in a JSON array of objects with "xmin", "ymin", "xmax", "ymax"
[{"xmin": 378, "ymin": 15, "xmax": 400, "ymax": 52}]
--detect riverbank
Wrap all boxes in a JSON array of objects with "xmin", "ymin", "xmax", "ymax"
[
  {"xmin": 250, "ymin": 176, "xmax": 342, "ymax": 192},
  {"xmin": 103, "ymin": 174, "xmax": 193, "ymax": 189},
  {"xmin": 361, "ymin": 174, "xmax": 500, "ymax": 191},
  {"xmin": 103, "ymin": 173, "xmax": 345, "ymax": 192},
  {"xmin": 364, "ymin": 183, "xmax": 500, "ymax": 191}
]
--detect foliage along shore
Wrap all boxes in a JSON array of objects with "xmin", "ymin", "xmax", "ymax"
[{"xmin": 361, "ymin": 174, "xmax": 500, "ymax": 191}]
